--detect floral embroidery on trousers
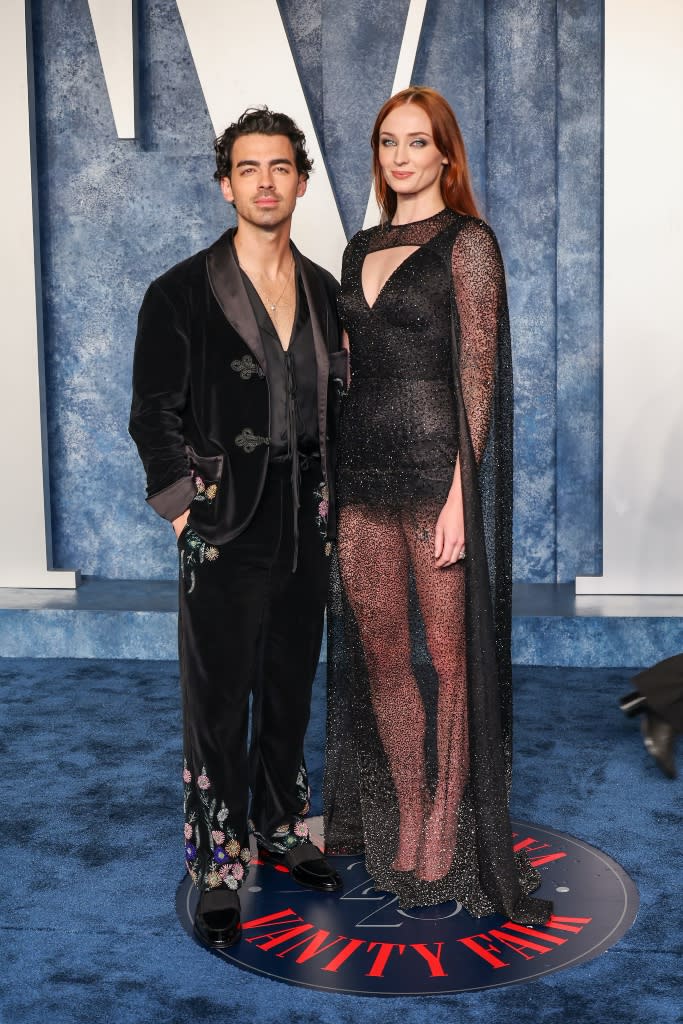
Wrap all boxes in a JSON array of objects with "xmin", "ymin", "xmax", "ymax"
[
  {"xmin": 313, "ymin": 482, "xmax": 332, "ymax": 555},
  {"xmin": 183, "ymin": 761, "xmax": 251, "ymax": 891},
  {"xmin": 179, "ymin": 528, "xmax": 220, "ymax": 594},
  {"xmin": 249, "ymin": 761, "xmax": 313, "ymax": 854}
]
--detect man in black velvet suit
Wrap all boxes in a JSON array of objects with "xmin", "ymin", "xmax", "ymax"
[{"xmin": 129, "ymin": 108, "xmax": 347, "ymax": 949}]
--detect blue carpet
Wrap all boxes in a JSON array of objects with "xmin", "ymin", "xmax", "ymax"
[{"xmin": 0, "ymin": 659, "xmax": 680, "ymax": 1023}]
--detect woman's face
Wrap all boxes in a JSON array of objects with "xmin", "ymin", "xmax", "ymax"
[{"xmin": 377, "ymin": 103, "xmax": 447, "ymax": 203}]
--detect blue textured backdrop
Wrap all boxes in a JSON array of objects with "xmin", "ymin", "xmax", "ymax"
[{"xmin": 33, "ymin": 0, "xmax": 603, "ymax": 582}]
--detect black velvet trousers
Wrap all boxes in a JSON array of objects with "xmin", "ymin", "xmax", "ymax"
[{"xmin": 178, "ymin": 461, "xmax": 328, "ymax": 892}]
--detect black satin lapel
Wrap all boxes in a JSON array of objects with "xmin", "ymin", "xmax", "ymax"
[
  {"xmin": 295, "ymin": 249, "xmax": 330, "ymax": 462},
  {"xmin": 206, "ymin": 230, "xmax": 268, "ymax": 372}
]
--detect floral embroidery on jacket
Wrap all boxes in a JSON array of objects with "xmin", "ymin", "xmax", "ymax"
[
  {"xmin": 179, "ymin": 528, "xmax": 219, "ymax": 594},
  {"xmin": 192, "ymin": 474, "xmax": 218, "ymax": 504},
  {"xmin": 235, "ymin": 427, "xmax": 270, "ymax": 454},
  {"xmin": 230, "ymin": 354, "xmax": 264, "ymax": 380},
  {"xmin": 183, "ymin": 761, "xmax": 251, "ymax": 890}
]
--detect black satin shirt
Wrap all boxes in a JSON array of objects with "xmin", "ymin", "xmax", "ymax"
[{"xmin": 239, "ymin": 267, "xmax": 319, "ymax": 460}]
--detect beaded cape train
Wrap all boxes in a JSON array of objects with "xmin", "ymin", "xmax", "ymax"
[{"xmin": 324, "ymin": 208, "xmax": 552, "ymax": 922}]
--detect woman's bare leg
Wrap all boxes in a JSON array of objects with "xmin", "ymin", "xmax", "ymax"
[
  {"xmin": 338, "ymin": 505, "xmax": 428, "ymax": 872},
  {"xmin": 403, "ymin": 507, "xmax": 468, "ymax": 881}
]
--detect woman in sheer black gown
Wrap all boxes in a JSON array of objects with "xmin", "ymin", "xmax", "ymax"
[{"xmin": 324, "ymin": 87, "xmax": 552, "ymax": 924}]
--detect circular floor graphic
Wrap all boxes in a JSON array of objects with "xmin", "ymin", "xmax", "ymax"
[{"xmin": 176, "ymin": 820, "xmax": 638, "ymax": 996}]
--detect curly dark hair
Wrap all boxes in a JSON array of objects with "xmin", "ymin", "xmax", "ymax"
[{"xmin": 213, "ymin": 107, "xmax": 313, "ymax": 181}]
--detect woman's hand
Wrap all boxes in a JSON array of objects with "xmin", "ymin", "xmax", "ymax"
[
  {"xmin": 172, "ymin": 508, "xmax": 191, "ymax": 539},
  {"xmin": 434, "ymin": 461, "xmax": 465, "ymax": 568}
]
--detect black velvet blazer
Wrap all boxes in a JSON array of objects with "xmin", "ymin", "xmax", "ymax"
[{"xmin": 129, "ymin": 229, "xmax": 347, "ymax": 544}]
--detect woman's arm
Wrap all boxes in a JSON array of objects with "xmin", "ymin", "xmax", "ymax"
[
  {"xmin": 434, "ymin": 222, "xmax": 504, "ymax": 567},
  {"xmin": 452, "ymin": 220, "xmax": 503, "ymax": 462}
]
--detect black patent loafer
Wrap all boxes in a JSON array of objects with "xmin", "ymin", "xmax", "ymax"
[
  {"xmin": 258, "ymin": 841, "xmax": 342, "ymax": 893},
  {"xmin": 194, "ymin": 888, "xmax": 241, "ymax": 949}
]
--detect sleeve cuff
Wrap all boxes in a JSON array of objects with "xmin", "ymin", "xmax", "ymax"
[{"xmin": 146, "ymin": 475, "xmax": 197, "ymax": 522}]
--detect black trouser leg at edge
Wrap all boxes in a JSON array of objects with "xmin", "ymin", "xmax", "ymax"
[{"xmin": 178, "ymin": 463, "xmax": 328, "ymax": 891}]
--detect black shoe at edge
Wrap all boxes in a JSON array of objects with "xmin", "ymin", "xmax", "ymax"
[
  {"xmin": 619, "ymin": 691, "xmax": 648, "ymax": 717},
  {"xmin": 194, "ymin": 888, "xmax": 242, "ymax": 949},
  {"xmin": 258, "ymin": 842, "xmax": 343, "ymax": 893},
  {"xmin": 641, "ymin": 712, "xmax": 677, "ymax": 779}
]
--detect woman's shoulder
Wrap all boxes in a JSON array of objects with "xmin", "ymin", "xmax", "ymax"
[
  {"xmin": 341, "ymin": 225, "xmax": 380, "ymax": 275},
  {"xmin": 448, "ymin": 214, "xmax": 501, "ymax": 254},
  {"xmin": 442, "ymin": 216, "xmax": 503, "ymax": 281},
  {"xmin": 344, "ymin": 224, "xmax": 380, "ymax": 252}
]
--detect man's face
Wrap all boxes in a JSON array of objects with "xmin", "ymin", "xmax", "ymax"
[{"xmin": 220, "ymin": 133, "xmax": 307, "ymax": 229}]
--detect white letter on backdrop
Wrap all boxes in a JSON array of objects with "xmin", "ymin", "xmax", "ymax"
[
  {"xmin": 87, "ymin": 0, "xmax": 137, "ymax": 139},
  {"xmin": 176, "ymin": 0, "xmax": 347, "ymax": 276}
]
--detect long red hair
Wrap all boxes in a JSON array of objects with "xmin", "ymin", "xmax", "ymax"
[{"xmin": 371, "ymin": 86, "xmax": 481, "ymax": 223}]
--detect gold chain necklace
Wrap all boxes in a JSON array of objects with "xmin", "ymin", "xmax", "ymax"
[{"xmin": 255, "ymin": 257, "xmax": 295, "ymax": 315}]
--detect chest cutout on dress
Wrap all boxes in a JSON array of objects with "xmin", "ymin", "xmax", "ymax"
[{"xmin": 361, "ymin": 245, "xmax": 420, "ymax": 310}]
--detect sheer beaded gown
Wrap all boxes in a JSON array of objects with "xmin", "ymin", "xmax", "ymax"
[{"xmin": 324, "ymin": 208, "xmax": 552, "ymax": 922}]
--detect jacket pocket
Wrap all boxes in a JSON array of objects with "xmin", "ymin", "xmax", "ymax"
[
  {"xmin": 185, "ymin": 445, "xmax": 224, "ymax": 482},
  {"xmin": 185, "ymin": 445, "xmax": 224, "ymax": 508}
]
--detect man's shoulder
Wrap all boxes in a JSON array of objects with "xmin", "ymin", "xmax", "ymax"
[
  {"xmin": 149, "ymin": 245, "xmax": 210, "ymax": 299},
  {"xmin": 147, "ymin": 228, "xmax": 235, "ymax": 301}
]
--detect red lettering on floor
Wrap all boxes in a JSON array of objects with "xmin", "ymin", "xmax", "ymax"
[
  {"xmin": 488, "ymin": 928, "xmax": 554, "ymax": 960},
  {"xmin": 241, "ymin": 908, "xmax": 303, "ymax": 931},
  {"xmin": 500, "ymin": 922, "xmax": 566, "ymax": 946},
  {"xmin": 366, "ymin": 942, "xmax": 406, "ymax": 978},
  {"xmin": 247, "ymin": 924, "xmax": 313, "ymax": 951},
  {"xmin": 410, "ymin": 942, "xmax": 447, "ymax": 978},
  {"xmin": 274, "ymin": 929, "xmax": 348, "ymax": 964},
  {"xmin": 513, "ymin": 836, "xmax": 551, "ymax": 853},
  {"xmin": 529, "ymin": 852, "xmax": 567, "ymax": 867},
  {"xmin": 513, "ymin": 835, "xmax": 567, "ymax": 868},
  {"xmin": 458, "ymin": 934, "xmax": 509, "ymax": 969},
  {"xmin": 545, "ymin": 915, "xmax": 592, "ymax": 934},
  {"xmin": 322, "ymin": 939, "xmax": 366, "ymax": 973}
]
